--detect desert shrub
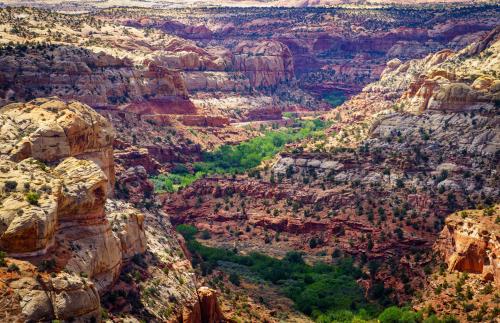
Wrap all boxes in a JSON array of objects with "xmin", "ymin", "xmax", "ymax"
[
  {"xmin": 25, "ymin": 191, "xmax": 40, "ymax": 205},
  {"xmin": 38, "ymin": 258, "xmax": 56, "ymax": 272},
  {"xmin": 200, "ymin": 230, "xmax": 211, "ymax": 240},
  {"xmin": 177, "ymin": 224, "xmax": 198, "ymax": 240},
  {"xmin": 7, "ymin": 263, "xmax": 20, "ymax": 272},
  {"xmin": 170, "ymin": 164, "xmax": 189, "ymax": 174},
  {"xmin": 4, "ymin": 180, "xmax": 18, "ymax": 192},
  {"xmin": 229, "ymin": 272, "xmax": 240, "ymax": 286},
  {"xmin": 0, "ymin": 251, "xmax": 6, "ymax": 266}
]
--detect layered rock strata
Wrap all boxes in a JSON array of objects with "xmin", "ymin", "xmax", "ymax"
[{"xmin": 0, "ymin": 98, "xmax": 222, "ymax": 322}]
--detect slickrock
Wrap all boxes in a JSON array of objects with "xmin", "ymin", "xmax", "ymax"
[
  {"xmin": 0, "ymin": 98, "xmax": 116, "ymax": 189},
  {"xmin": 320, "ymin": 26, "xmax": 499, "ymax": 150},
  {"xmin": 0, "ymin": 97, "xmax": 223, "ymax": 322},
  {"xmin": 107, "ymin": 204, "xmax": 147, "ymax": 261},
  {"xmin": 0, "ymin": 99, "xmax": 148, "ymax": 320},
  {"xmin": 54, "ymin": 157, "xmax": 109, "ymax": 223},
  {"xmin": 0, "ymin": 260, "xmax": 101, "ymax": 322},
  {"xmin": 0, "ymin": 158, "xmax": 60, "ymax": 255}
]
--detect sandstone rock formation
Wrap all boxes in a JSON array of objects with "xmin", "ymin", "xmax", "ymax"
[
  {"xmin": 0, "ymin": 161, "xmax": 54, "ymax": 252},
  {"xmin": 232, "ymin": 40, "xmax": 294, "ymax": 89},
  {"xmin": 435, "ymin": 206, "xmax": 499, "ymax": 286},
  {"xmin": 198, "ymin": 287, "xmax": 224, "ymax": 323},
  {"xmin": 0, "ymin": 4, "xmax": 499, "ymax": 321},
  {"xmin": 0, "ymin": 98, "xmax": 224, "ymax": 322},
  {"xmin": 0, "ymin": 99, "xmax": 131, "ymax": 320},
  {"xmin": 414, "ymin": 206, "xmax": 499, "ymax": 321},
  {"xmin": 320, "ymin": 26, "xmax": 499, "ymax": 150},
  {"xmin": 168, "ymin": 24, "xmax": 500, "ymax": 307},
  {"xmin": 0, "ymin": 45, "xmax": 188, "ymax": 109},
  {"xmin": 0, "ymin": 97, "xmax": 115, "ymax": 189},
  {"xmin": 0, "ymin": 259, "xmax": 101, "ymax": 322}
]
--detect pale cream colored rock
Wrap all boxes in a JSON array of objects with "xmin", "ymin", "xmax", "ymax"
[
  {"xmin": 386, "ymin": 58, "xmax": 402, "ymax": 70},
  {"xmin": 472, "ymin": 75, "xmax": 495, "ymax": 91},
  {"xmin": 306, "ymin": 159, "xmax": 322, "ymax": 168},
  {"xmin": 0, "ymin": 158, "xmax": 60, "ymax": 255},
  {"xmin": 57, "ymin": 222, "xmax": 122, "ymax": 292},
  {"xmin": 54, "ymin": 157, "xmax": 108, "ymax": 222},
  {"xmin": 107, "ymin": 203, "xmax": 147, "ymax": 260},
  {"xmin": 0, "ymin": 98, "xmax": 144, "ymax": 315},
  {"xmin": 427, "ymin": 82, "xmax": 485, "ymax": 111},
  {"xmin": 0, "ymin": 98, "xmax": 116, "ymax": 190},
  {"xmin": 6, "ymin": 264, "xmax": 100, "ymax": 322}
]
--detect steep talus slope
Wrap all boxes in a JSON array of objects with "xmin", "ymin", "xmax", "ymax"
[{"xmin": 0, "ymin": 98, "xmax": 223, "ymax": 322}]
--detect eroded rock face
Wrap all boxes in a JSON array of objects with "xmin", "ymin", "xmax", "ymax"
[
  {"xmin": 1, "ymin": 260, "xmax": 101, "ymax": 322},
  {"xmin": 0, "ymin": 158, "xmax": 60, "ymax": 255},
  {"xmin": 54, "ymin": 157, "xmax": 109, "ymax": 223},
  {"xmin": 0, "ymin": 98, "xmax": 146, "ymax": 320},
  {"xmin": 167, "ymin": 25, "xmax": 500, "ymax": 307},
  {"xmin": 198, "ymin": 287, "xmax": 224, "ymax": 323},
  {"xmin": 0, "ymin": 46, "xmax": 188, "ymax": 109},
  {"xmin": 233, "ymin": 41, "xmax": 294, "ymax": 88},
  {"xmin": 0, "ymin": 98, "xmax": 223, "ymax": 322},
  {"xmin": 398, "ymin": 27, "xmax": 500, "ymax": 113},
  {"xmin": 435, "ymin": 206, "xmax": 499, "ymax": 286},
  {"xmin": 102, "ymin": 200, "xmax": 207, "ymax": 322},
  {"xmin": 106, "ymin": 203, "xmax": 147, "ymax": 261},
  {"xmin": 0, "ymin": 98, "xmax": 116, "ymax": 189}
]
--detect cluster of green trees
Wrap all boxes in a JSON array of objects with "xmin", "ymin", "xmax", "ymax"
[
  {"xmin": 177, "ymin": 224, "xmax": 377, "ymax": 320},
  {"xmin": 152, "ymin": 119, "xmax": 328, "ymax": 193},
  {"xmin": 177, "ymin": 224, "xmax": 460, "ymax": 323},
  {"xmin": 322, "ymin": 90, "xmax": 347, "ymax": 108}
]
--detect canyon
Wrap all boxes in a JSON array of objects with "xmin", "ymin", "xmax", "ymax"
[{"xmin": 0, "ymin": 2, "xmax": 498, "ymax": 323}]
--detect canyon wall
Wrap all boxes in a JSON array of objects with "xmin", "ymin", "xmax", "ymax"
[
  {"xmin": 0, "ymin": 98, "xmax": 222, "ymax": 322},
  {"xmin": 0, "ymin": 46, "xmax": 188, "ymax": 109}
]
